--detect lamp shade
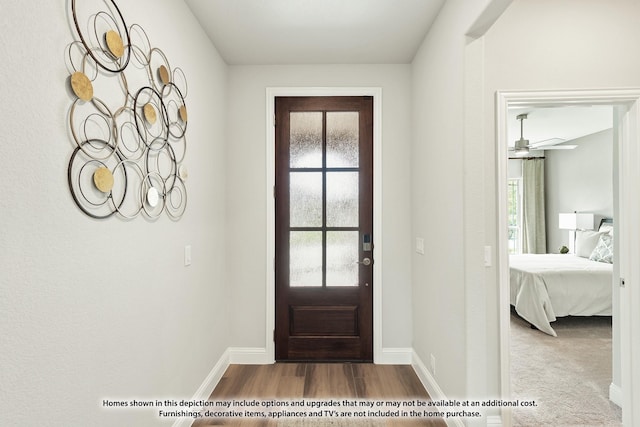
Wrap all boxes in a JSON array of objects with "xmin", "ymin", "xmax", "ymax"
[{"xmin": 558, "ymin": 212, "xmax": 594, "ymax": 230}]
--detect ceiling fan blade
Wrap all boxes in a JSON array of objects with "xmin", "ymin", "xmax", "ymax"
[
  {"xmin": 530, "ymin": 137, "xmax": 566, "ymax": 148},
  {"xmin": 539, "ymin": 145, "xmax": 577, "ymax": 150}
]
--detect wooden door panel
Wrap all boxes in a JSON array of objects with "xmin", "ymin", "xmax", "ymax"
[
  {"xmin": 290, "ymin": 305, "xmax": 359, "ymax": 336},
  {"xmin": 275, "ymin": 96, "xmax": 373, "ymax": 362},
  {"xmin": 287, "ymin": 338, "xmax": 362, "ymax": 360}
]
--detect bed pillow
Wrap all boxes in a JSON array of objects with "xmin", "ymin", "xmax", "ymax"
[
  {"xmin": 599, "ymin": 222, "xmax": 614, "ymax": 236},
  {"xmin": 575, "ymin": 230, "xmax": 605, "ymax": 258},
  {"xmin": 590, "ymin": 234, "xmax": 613, "ymax": 264}
]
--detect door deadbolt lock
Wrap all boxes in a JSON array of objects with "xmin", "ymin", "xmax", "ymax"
[{"xmin": 363, "ymin": 234, "xmax": 372, "ymax": 251}]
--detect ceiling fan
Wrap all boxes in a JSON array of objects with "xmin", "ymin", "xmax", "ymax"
[{"xmin": 510, "ymin": 113, "xmax": 577, "ymax": 155}]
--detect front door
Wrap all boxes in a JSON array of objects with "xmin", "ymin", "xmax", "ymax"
[{"xmin": 275, "ymin": 96, "xmax": 373, "ymax": 361}]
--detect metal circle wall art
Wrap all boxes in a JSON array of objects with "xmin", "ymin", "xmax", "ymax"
[{"xmin": 66, "ymin": 0, "xmax": 188, "ymax": 220}]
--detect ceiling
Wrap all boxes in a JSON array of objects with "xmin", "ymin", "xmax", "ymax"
[
  {"xmin": 181, "ymin": 2, "xmax": 613, "ymax": 143},
  {"xmin": 507, "ymin": 106, "xmax": 614, "ymax": 149},
  {"xmin": 183, "ymin": 0, "xmax": 446, "ymax": 65}
]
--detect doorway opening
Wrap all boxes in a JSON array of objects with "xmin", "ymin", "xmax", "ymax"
[
  {"xmin": 505, "ymin": 104, "xmax": 618, "ymax": 425},
  {"xmin": 496, "ymin": 89, "xmax": 640, "ymax": 427}
]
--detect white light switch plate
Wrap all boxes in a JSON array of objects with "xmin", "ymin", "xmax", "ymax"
[
  {"xmin": 416, "ymin": 237, "xmax": 425, "ymax": 255},
  {"xmin": 484, "ymin": 246, "xmax": 492, "ymax": 267},
  {"xmin": 184, "ymin": 245, "xmax": 192, "ymax": 266}
]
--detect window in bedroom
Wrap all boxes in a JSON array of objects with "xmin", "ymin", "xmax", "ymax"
[{"xmin": 508, "ymin": 178, "xmax": 523, "ymax": 254}]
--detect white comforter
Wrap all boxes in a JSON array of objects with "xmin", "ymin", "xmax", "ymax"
[{"xmin": 509, "ymin": 254, "xmax": 613, "ymax": 336}]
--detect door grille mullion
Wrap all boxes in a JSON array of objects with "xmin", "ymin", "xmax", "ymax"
[{"xmin": 322, "ymin": 111, "xmax": 327, "ymax": 288}]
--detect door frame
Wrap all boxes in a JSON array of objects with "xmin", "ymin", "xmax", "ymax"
[
  {"xmin": 496, "ymin": 88, "xmax": 640, "ymax": 427},
  {"xmin": 265, "ymin": 87, "xmax": 383, "ymax": 363}
]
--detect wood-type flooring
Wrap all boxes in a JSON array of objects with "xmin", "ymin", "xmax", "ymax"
[{"xmin": 191, "ymin": 363, "xmax": 447, "ymax": 426}]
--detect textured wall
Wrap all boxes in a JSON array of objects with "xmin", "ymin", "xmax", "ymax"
[
  {"xmin": 225, "ymin": 64, "xmax": 414, "ymax": 350},
  {"xmin": 0, "ymin": 1, "xmax": 229, "ymax": 426}
]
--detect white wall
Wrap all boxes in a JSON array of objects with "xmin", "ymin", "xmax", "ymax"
[
  {"xmin": 410, "ymin": 0, "xmax": 495, "ymax": 406},
  {"xmin": 0, "ymin": 2, "xmax": 229, "ymax": 426},
  {"xmin": 480, "ymin": 0, "xmax": 640, "ymax": 421},
  {"xmin": 546, "ymin": 129, "xmax": 614, "ymax": 252},
  {"xmin": 225, "ymin": 65, "xmax": 413, "ymax": 350},
  {"xmin": 410, "ymin": 0, "xmax": 640, "ymax": 422}
]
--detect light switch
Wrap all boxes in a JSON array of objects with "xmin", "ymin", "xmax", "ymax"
[
  {"xmin": 416, "ymin": 237, "xmax": 425, "ymax": 255},
  {"xmin": 484, "ymin": 246, "xmax": 492, "ymax": 267},
  {"xmin": 184, "ymin": 245, "xmax": 192, "ymax": 266}
]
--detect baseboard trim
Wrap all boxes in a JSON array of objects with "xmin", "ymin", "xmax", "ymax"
[
  {"xmin": 411, "ymin": 350, "xmax": 464, "ymax": 427},
  {"xmin": 228, "ymin": 347, "xmax": 271, "ymax": 364},
  {"xmin": 378, "ymin": 347, "xmax": 413, "ymax": 364},
  {"xmin": 227, "ymin": 346, "xmax": 413, "ymax": 365},
  {"xmin": 609, "ymin": 382, "xmax": 622, "ymax": 408},
  {"xmin": 171, "ymin": 348, "xmax": 230, "ymax": 427}
]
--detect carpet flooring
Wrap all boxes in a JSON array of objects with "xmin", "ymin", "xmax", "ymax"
[{"xmin": 510, "ymin": 310, "xmax": 622, "ymax": 426}]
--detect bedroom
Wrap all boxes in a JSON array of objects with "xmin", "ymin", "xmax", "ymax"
[{"xmin": 506, "ymin": 105, "xmax": 620, "ymax": 425}]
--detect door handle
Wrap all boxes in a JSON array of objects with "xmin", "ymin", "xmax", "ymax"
[{"xmin": 355, "ymin": 257, "xmax": 372, "ymax": 266}]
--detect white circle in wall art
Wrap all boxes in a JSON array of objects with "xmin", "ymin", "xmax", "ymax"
[
  {"xmin": 178, "ymin": 164, "xmax": 188, "ymax": 181},
  {"xmin": 146, "ymin": 187, "xmax": 159, "ymax": 207}
]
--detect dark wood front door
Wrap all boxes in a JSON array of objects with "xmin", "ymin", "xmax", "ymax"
[{"xmin": 275, "ymin": 96, "xmax": 373, "ymax": 361}]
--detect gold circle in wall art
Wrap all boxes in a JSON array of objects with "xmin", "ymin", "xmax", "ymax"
[
  {"xmin": 143, "ymin": 103, "xmax": 157, "ymax": 124},
  {"xmin": 93, "ymin": 167, "xmax": 114, "ymax": 193},
  {"xmin": 158, "ymin": 65, "xmax": 170, "ymax": 85},
  {"xmin": 70, "ymin": 71, "xmax": 94, "ymax": 101},
  {"xmin": 179, "ymin": 105, "xmax": 188, "ymax": 122},
  {"xmin": 105, "ymin": 30, "xmax": 125, "ymax": 58}
]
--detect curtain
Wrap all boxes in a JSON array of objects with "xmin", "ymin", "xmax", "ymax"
[{"xmin": 522, "ymin": 158, "xmax": 546, "ymax": 253}]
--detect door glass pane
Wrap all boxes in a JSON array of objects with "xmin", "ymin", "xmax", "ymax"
[
  {"xmin": 290, "ymin": 172, "xmax": 322, "ymax": 227},
  {"xmin": 290, "ymin": 112, "xmax": 322, "ymax": 168},
  {"xmin": 326, "ymin": 172, "xmax": 359, "ymax": 227},
  {"xmin": 327, "ymin": 112, "xmax": 359, "ymax": 167},
  {"xmin": 326, "ymin": 231, "xmax": 359, "ymax": 287},
  {"xmin": 290, "ymin": 231, "xmax": 323, "ymax": 287}
]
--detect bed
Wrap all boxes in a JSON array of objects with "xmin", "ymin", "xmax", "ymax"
[{"xmin": 509, "ymin": 219, "xmax": 614, "ymax": 336}]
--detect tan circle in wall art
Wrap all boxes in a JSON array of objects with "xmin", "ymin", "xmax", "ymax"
[
  {"xmin": 158, "ymin": 65, "xmax": 170, "ymax": 85},
  {"xmin": 105, "ymin": 30, "xmax": 125, "ymax": 58},
  {"xmin": 179, "ymin": 105, "xmax": 188, "ymax": 122},
  {"xmin": 143, "ymin": 103, "xmax": 157, "ymax": 124},
  {"xmin": 70, "ymin": 71, "xmax": 94, "ymax": 101},
  {"xmin": 93, "ymin": 167, "xmax": 114, "ymax": 193}
]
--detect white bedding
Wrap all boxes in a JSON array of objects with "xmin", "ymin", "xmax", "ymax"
[{"xmin": 509, "ymin": 254, "xmax": 613, "ymax": 336}]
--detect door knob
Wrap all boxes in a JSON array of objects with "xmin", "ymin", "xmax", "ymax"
[{"xmin": 356, "ymin": 257, "xmax": 372, "ymax": 266}]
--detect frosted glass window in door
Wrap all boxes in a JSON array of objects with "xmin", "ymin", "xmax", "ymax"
[
  {"xmin": 290, "ymin": 172, "xmax": 322, "ymax": 227},
  {"xmin": 290, "ymin": 231, "xmax": 322, "ymax": 287},
  {"xmin": 327, "ymin": 112, "xmax": 359, "ymax": 167},
  {"xmin": 326, "ymin": 231, "xmax": 359, "ymax": 286},
  {"xmin": 326, "ymin": 172, "xmax": 359, "ymax": 227},
  {"xmin": 290, "ymin": 112, "xmax": 322, "ymax": 168}
]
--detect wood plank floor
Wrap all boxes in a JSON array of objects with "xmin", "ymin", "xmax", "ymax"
[{"xmin": 192, "ymin": 364, "xmax": 447, "ymax": 426}]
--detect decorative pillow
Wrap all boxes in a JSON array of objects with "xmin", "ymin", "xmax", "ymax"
[
  {"xmin": 575, "ymin": 230, "xmax": 605, "ymax": 258},
  {"xmin": 590, "ymin": 234, "xmax": 613, "ymax": 264},
  {"xmin": 598, "ymin": 222, "xmax": 614, "ymax": 236}
]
